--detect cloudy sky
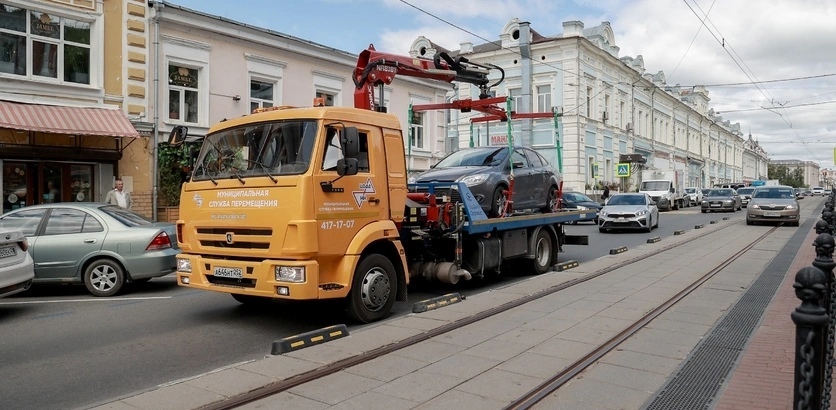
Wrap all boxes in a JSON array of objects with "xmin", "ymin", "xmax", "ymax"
[{"xmin": 171, "ymin": 0, "xmax": 836, "ymax": 169}]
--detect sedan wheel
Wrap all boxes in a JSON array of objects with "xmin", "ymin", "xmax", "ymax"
[
  {"xmin": 541, "ymin": 186, "xmax": 558, "ymax": 213},
  {"xmin": 489, "ymin": 186, "xmax": 507, "ymax": 217},
  {"xmin": 83, "ymin": 259, "xmax": 125, "ymax": 297}
]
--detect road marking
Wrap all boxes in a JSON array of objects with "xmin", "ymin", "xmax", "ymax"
[
  {"xmin": 0, "ymin": 296, "xmax": 171, "ymax": 305},
  {"xmin": 156, "ymin": 360, "xmax": 256, "ymax": 388}
]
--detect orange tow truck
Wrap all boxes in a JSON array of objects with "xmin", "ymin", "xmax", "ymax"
[{"xmin": 172, "ymin": 46, "xmax": 590, "ymax": 322}]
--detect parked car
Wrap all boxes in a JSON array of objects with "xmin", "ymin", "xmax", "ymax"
[
  {"xmin": 746, "ymin": 185, "xmax": 800, "ymax": 226},
  {"xmin": 812, "ymin": 186, "xmax": 825, "ymax": 196},
  {"xmin": 598, "ymin": 193, "xmax": 659, "ymax": 233},
  {"xmin": 701, "ymin": 188, "xmax": 741, "ymax": 213},
  {"xmin": 0, "ymin": 204, "xmax": 178, "ymax": 297},
  {"xmin": 684, "ymin": 187, "xmax": 703, "ymax": 206},
  {"xmin": 0, "ymin": 229, "xmax": 34, "ymax": 298},
  {"xmin": 826, "ymin": 189, "xmax": 833, "ymax": 196},
  {"xmin": 735, "ymin": 187, "xmax": 756, "ymax": 208},
  {"xmin": 794, "ymin": 188, "xmax": 804, "ymax": 199},
  {"xmin": 700, "ymin": 188, "xmax": 712, "ymax": 198},
  {"xmin": 413, "ymin": 146, "xmax": 561, "ymax": 217},
  {"xmin": 561, "ymin": 191, "xmax": 602, "ymax": 224}
]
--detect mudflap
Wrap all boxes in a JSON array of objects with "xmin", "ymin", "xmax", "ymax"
[{"xmin": 563, "ymin": 235, "xmax": 589, "ymax": 246}]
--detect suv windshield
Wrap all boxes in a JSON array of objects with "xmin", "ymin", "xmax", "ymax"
[
  {"xmin": 434, "ymin": 148, "xmax": 508, "ymax": 168},
  {"xmin": 192, "ymin": 120, "xmax": 317, "ymax": 181}
]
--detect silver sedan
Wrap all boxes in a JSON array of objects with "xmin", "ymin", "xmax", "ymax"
[
  {"xmin": 0, "ymin": 203, "xmax": 178, "ymax": 297},
  {"xmin": 598, "ymin": 193, "xmax": 659, "ymax": 233}
]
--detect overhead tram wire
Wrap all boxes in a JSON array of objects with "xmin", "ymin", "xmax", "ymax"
[
  {"xmin": 682, "ymin": 0, "xmax": 815, "ymax": 157},
  {"xmin": 668, "ymin": 0, "xmax": 716, "ymax": 79}
]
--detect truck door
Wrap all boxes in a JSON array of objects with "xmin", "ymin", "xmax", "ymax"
[{"xmin": 313, "ymin": 126, "xmax": 389, "ymax": 257}]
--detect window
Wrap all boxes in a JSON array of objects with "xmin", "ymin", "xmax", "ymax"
[
  {"xmin": 315, "ymin": 91, "xmax": 335, "ymax": 106},
  {"xmin": 536, "ymin": 85, "xmax": 551, "ymax": 112},
  {"xmin": 0, "ymin": 5, "xmax": 92, "ymax": 84},
  {"xmin": 586, "ymin": 87, "xmax": 592, "ymax": 117},
  {"xmin": 0, "ymin": 209, "xmax": 46, "ymax": 236},
  {"xmin": 44, "ymin": 208, "xmax": 86, "ymax": 235},
  {"xmin": 168, "ymin": 64, "xmax": 199, "ymax": 123},
  {"xmin": 511, "ymin": 149, "xmax": 528, "ymax": 168},
  {"xmin": 604, "ymin": 94, "xmax": 610, "ymax": 122},
  {"xmin": 250, "ymin": 79, "xmax": 274, "ymax": 112},
  {"xmin": 508, "ymin": 88, "xmax": 521, "ymax": 112},
  {"xmin": 321, "ymin": 128, "xmax": 370, "ymax": 173},
  {"xmin": 620, "ymin": 101, "xmax": 625, "ymax": 128},
  {"xmin": 524, "ymin": 149, "xmax": 543, "ymax": 167},
  {"xmin": 410, "ymin": 111, "xmax": 424, "ymax": 150},
  {"xmin": 100, "ymin": 205, "xmax": 153, "ymax": 227}
]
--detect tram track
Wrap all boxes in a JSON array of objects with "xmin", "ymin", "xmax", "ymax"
[{"xmin": 202, "ymin": 217, "xmax": 768, "ymax": 410}]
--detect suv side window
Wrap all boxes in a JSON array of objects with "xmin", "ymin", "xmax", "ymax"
[{"xmin": 0, "ymin": 209, "xmax": 47, "ymax": 236}]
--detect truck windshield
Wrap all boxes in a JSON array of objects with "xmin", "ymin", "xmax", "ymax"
[
  {"xmin": 640, "ymin": 181, "xmax": 669, "ymax": 191},
  {"xmin": 192, "ymin": 120, "xmax": 317, "ymax": 181}
]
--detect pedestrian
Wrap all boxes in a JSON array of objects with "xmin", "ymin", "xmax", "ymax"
[
  {"xmin": 105, "ymin": 178, "xmax": 133, "ymax": 210},
  {"xmin": 602, "ymin": 184, "xmax": 610, "ymax": 203}
]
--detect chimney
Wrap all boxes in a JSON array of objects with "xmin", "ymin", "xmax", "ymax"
[
  {"xmin": 562, "ymin": 20, "xmax": 584, "ymax": 37},
  {"xmin": 460, "ymin": 41, "xmax": 473, "ymax": 54}
]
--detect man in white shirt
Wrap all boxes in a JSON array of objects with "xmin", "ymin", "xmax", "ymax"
[{"xmin": 104, "ymin": 178, "xmax": 132, "ymax": 210}]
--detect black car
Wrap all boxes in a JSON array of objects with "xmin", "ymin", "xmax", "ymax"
[
  {"xmin": 413, "ymin": 146, "xmax": 562, "ymax": 217},
  {"xmin": 561, "ymin": 191, "xmax": 602, "ymax": 223}
]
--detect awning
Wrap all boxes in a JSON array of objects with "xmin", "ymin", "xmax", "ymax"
[{"xmin": 0, "ymin": 100, "xmax": 140, "ymax": 138}]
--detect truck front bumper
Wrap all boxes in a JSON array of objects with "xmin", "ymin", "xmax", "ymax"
[{"xmin": 175, "ymin": 254, "xmax": 337, "ymax": 300}]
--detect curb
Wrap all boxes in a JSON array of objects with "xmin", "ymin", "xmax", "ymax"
[
  {"xmin": 271, "ymin": 324, "xmax": 349, "ymax": 355},
  {"xmin": 412, "ymin": 293, "xmax": 463, "ymax": 313},
  {"xmin": 609, "ymin": 246, "xmax": 628, "ymax": 255}
]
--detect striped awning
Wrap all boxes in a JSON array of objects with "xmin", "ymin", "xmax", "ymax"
[{"xmin": 0, "ymin": 100, "xmax": 140, "ymax": 138}]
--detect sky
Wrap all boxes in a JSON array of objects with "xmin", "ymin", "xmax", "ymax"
[{"xmin": 170, "ymin": 0, "xmax": 836, "ymax": 170}]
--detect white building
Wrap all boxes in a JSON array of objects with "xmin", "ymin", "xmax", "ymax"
[{"xmin": 408, "ymin": 19, "xmax": 758, "ymax": 192}]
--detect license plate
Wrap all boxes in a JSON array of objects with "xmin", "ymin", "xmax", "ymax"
[
  {"xmin": 710, "ymin": 204, "xmax": 721, "ymax": 207},
  {"xmin": 616, "ymin": 217, "xmax": 627, "ymax": 222},
  {"xmin": 0, "ymin": 246, "xmax": 16, "ymax": 259},
  {"xmin": 214, "ymin": 267, "xmax": 243, "ymax": 279},
  {"xmin": 764, "ymin": 212, "xmax": 781, "ymax": 217}
]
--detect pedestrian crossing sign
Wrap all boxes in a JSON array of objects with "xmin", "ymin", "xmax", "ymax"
[{"xmin": 616, "ymin": 163, "xmax": 631, "ymax": 177}]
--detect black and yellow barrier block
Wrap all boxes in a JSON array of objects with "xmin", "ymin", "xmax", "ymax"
[
  {"xmin": 710, "ymin": 220, "xmax": 718, "ymax": 224},
  {"xmin": 723, "ymin": 217, "xmax": 730, "ymax": 220},
  {"xmin": 412, "ymin": 293, "xmax": 463, "ymax": 314},
  {"xmin": 647, "ymin": 236, "xmax": 661, "ymax": 243},
  {"xmin": 271, "ymin": 324, "xmax": 349, "ymax": 355},
  {"xmin": 674, "ymin": 229, "xmax": 686, "ymax": 235},
  {"xmin": 556, "ymin": 260, "xmax": 579, "ymax": 271},
  {"xmin": 695, "ymin": 224, "xmax": 705, "ymax": 229},
  {"xmin": 609, "ymin": 246, "xmax": 628, "ymax": 255}
]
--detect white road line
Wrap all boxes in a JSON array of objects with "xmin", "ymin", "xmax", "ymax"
[
  {"xmin": 0, "ymin": 296, "xmax": 172, "ymax": 305},
  {"xmin": 156, "ymin": 360, "xmax": 257, "ymax": 388}
]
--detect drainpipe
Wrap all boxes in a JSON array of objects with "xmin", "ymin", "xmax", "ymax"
[
  {"xmin": 519, "ymin": 21, "xmax": 532, "ymax": 147},
  {"xmin": 151, "ymin": 1, "xmax": 163, "ymax": 221}
]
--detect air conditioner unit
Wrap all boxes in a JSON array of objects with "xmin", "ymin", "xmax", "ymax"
[{"xmin": 625, "ymin": 122, "xmax": 634, "ymax": 132}]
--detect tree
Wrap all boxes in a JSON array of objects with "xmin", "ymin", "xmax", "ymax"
[{"xmin": 767, "ymin": 164, "xmax": 805, "ymax": 187}]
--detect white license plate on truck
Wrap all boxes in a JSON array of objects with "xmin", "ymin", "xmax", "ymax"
[
  {"xmin": 764, "ymin": 212, "xmax": 781, "ymax": 217},
  {"xmin": 0, "ymin": 246, "xmax": 16, "ymax": 259},
  {"xmin": 214, "ymin": 267, "xmax": 243, "ymax": 278}
]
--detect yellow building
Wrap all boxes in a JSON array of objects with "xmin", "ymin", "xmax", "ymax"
[{"xmin": 0, "ymin": 0, "xmax": 154, "ymax": 217}]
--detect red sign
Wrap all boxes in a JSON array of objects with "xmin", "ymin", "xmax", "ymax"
[{"xmin": 490, "ymin": 135, "xmax": 507, "ymax": 145}]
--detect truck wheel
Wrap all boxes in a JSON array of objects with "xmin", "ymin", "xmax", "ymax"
[
  {"xmin": 529, "ymin": 229, "xmax": 554, "ymax": 274},
  {"xmin": 541, "ymin": 185, "xmax": 558, "ymax": 213},
  {"xmin": 346, "ymin": 254, "xmax": 396, "ymax": 323}
]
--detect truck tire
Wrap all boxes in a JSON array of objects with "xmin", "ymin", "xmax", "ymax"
[
  {"xmin": 346, "ymin": 254, "xmax": 396, "ymax": 323},
  {"xmin": 529, "ymin": 229, "xmax": 554, "ymax": 274}
]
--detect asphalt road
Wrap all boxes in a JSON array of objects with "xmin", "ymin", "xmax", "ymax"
[{"xmin": 0, "ymin": 204, "xmax": 758, "ymax": 410}]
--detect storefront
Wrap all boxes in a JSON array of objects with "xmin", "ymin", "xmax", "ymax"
[{"xmin": 0, "ymin": 100, "xmax": 139, "ymax": 214}]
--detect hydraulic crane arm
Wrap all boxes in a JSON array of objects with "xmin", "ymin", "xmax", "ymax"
[{"xmin": 352, "ymin": 44, "xmax": 505, "ymax": 114}]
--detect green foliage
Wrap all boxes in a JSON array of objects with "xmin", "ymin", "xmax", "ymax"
[
  {"xmin": 767, "ymin": 164, "xmax": 806, "ymax": 187},
  {"xmin": 157, "ymin": 142, "xmax": 199, "ymax": 206}
]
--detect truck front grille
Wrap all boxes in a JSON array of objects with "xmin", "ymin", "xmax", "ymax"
[{"xmin": 195, "ymin": 227, "xmax": 273, "ymax": 251}]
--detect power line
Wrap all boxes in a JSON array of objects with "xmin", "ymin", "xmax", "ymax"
[
  {"xmin": 668, "ymin": 0, "xmax": 715, "ymax": 79},
  {"xmin": 680, "ymin": 73, "xmax": 836, "ymax": 88},
  {"xmin": 716, "ymin": 99, "xmax": 836, "ymax": 113}
]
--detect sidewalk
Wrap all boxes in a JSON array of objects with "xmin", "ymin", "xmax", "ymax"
[{"xmin": 713, "ymin": 216, "xmax": 820, "ymax": 410}]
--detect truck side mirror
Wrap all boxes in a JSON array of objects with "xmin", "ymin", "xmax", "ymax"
[
  {"xmin": 670, "ymin": 187, "xmax": 675, "ymax": 193},
  {"xmin": 168, "ymin": 125, "xmax": 188, "ymax": 146},
  {"xmin": 341, "ymin": 127, "xmax": 360, "ymax": 158},
  {"xmin": 337, "ymin": 158, "xmax": 358, "ymax": 176}
]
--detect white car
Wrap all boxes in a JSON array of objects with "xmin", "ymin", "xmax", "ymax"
[
  {"xmin": 684, "ymin": 187, "xmax": 703, "ymax": 206},
  {"xmin": 0, "ymin": 229, "xmax": 34, "ymax": 298},
  {"xmin": 598, "ymin": 193, "xmax": 659, "ymax": 233},
  {"xmin": 812, "ymin": 187, "xmax": 825, "ymax": 196}
]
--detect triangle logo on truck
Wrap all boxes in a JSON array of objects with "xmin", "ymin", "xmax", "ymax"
[{"xmin": 353, "ymin": 178, "xmax": 376, "ymax": 207}]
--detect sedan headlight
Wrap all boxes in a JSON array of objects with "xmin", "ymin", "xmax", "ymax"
[
  {"xmin": 786, "ymin": 205, "xmax": 796, "ymax": 210},
  {"xmin": 457, "ymin": 174, "xmax": 490, "ymax": 187},
  {"xmin": 408, "ymin": 177, "xmax": 416, "ymax": 183},
  {"xmin": 599, "ymin": 210, "xmax": 607, "ymax": 217},
  {"xmin": 701, "ymin": 201, "xmax": 708, "ymax": 205},
  {"xmin": 636, "ymin": 210, "xmax": 647, "ymax": 216},
  {"xmin": 275, "ymin": 266, "xmax": 306, "ymax": 283},
  {"xmin": 576, "ymin": 205, "xmax": 589, "ymax": 210},
  {"xmin": 723, "ymin": 200, "xmax": 733, "ymax": 204},
  {"xmin": 177, "ymin": 258, "xmax": 192, "ymax": 273},
  {"xmin": 750, "ymin": 204, "xmax": 760, "ymax": 209}
]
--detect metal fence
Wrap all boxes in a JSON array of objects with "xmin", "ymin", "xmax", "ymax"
[{"xmin": 793, "ymin": 191, "xmax": 836, "ymax": 410}]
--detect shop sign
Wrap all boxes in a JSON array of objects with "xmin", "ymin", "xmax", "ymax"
[
  {"xmin": 31, "ymin": 13, "xmax": 58, "ymax": 38},
  {"xmin": 169, "ymin": 67, "xmax": 197, "ymax": 88}
]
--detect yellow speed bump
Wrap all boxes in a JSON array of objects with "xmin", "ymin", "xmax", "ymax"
[
  {"xmin": 412, "ymin": 293, "xmax": 463, "ymax": 314},
  {"xmin": 556, "ymin": 260, "xmax": 579, "ymax": 271},
  {"xmin": 271, "ymin": 324, "xmax": 349, "ymax": 355}
]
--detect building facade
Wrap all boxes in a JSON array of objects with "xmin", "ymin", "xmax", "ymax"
[
  {"xmin": 742, "ymin": 133, "xmax": 769, "ymax": 183},
  {"xmin": 408, "ymin": 19, "xmax": 755, "ymax": 192},
  {"xmin": 0, "ymin": 0, "xmax": 150, "ymax": 215},
  {"xmin": 771, "ymin": 159, "xmax": 820, "ymax": 188}
]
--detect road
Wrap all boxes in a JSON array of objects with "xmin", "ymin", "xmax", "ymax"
[{"xmin": 0, "ymin": 204, "xmax": 765, "ymax": 410}]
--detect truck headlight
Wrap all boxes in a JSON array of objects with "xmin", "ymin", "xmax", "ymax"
[
  {"xmin": 177, "ymin": 258, "xmax": 192, "ymax": 273},
  {"xmin": 275, "ymin": 266, "xmax": 306, "ymax": 283},
  {"xmin": 458, "ymin": 174, "xmax": 489, "ymax": 187}
]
